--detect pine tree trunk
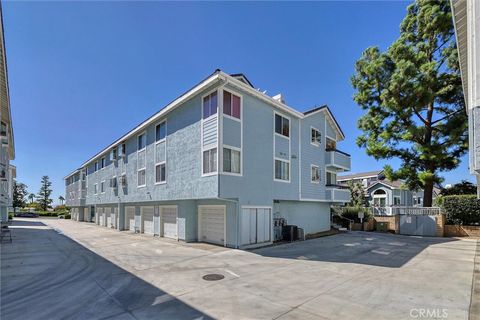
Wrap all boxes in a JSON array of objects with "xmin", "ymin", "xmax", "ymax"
[{"xmin": 423, "ymin": 180, "xmax": 434, "ymax": 207}]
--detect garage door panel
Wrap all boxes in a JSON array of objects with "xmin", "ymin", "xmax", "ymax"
[
  {"xmin": 241, "ymin": 207, "xmax": 271, "ymax": 246},
  {"xmin": 126, "ymin": 207, "xmax": 135, "ymax": 231},
  {"xmin": 199, "ymin": 206, "xmax": 225, "ymax": 246},
  {"xmin": 106, "ymin": 208, "xmax": 112, "ymax": 228},
  {"xmin": 142, "ymin": 206, "xmax": 155, "ymax": 235},
  {"xmin": 162, "ymin": 207, "xmax": 177, "ymax": 239}
]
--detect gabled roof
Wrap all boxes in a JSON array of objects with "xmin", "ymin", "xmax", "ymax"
[
  {"xmin": 303, "ymin": 105, "xmax": 345, "ymax": 140},
  {"xmin": 229, "ymin": 73, "xmax": 254, "ymax": 88},
  {"xmin": 338, "ymin": 170, "xmax": 384, "ymax": 181},
  {"xmin": 367, "ymin": 180, "xmax": 404, "ymax": 190}
]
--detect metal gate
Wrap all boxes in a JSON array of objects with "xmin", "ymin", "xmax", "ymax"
[{"xmin": 399, "ymin": 215, "xmax": 436, "ymax": 236}]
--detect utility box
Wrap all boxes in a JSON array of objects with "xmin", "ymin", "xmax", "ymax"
[
  {"xmin": 376, "ymin": 222, "xmax": 388, "ymax": 232},
  {"xmin": 282, "ymin": 225, "xmax": 298, "ymax": 242}
]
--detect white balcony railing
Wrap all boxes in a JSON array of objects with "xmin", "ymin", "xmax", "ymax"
[
  {"xmin": 368, "ymin": 206, "xmax": 442, "ymax": 216},
  {"xmin": 325, "ymin": 149, "xmax": 351, "ymax": 171}
]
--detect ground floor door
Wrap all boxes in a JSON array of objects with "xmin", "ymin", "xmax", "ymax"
[
  {"xmin": 111, "ymin": 207, "xmax": 118, "ymax": 229},
  {"xmin": 141, "ymin": 206, "xmax": 155, "ymax": 235},
  {"xmin": 161, "ymin": 206, "xmax": 177, "ymax": 239},
  {"xmin": 106, "ymin": 208, "xmax": 112, "ymax": 228},
  {"xmin": 125, "ymin": 206, "xmax": 135, "ymax": 231},
  {"xmin": 241, "ymin": 207, "xmax": 272, "ymax": 246},
  {"xmin": 399, "ymin": 215, "xmax": 436, "ymax": 236},
  {"xmin": 198, "ymin": 205, "xmax": 225, "ymax": 246}
]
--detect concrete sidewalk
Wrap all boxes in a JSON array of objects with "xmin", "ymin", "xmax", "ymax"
[{"xmin": 1, "ymin": 218, "xmax": 478, "ymax": 320}]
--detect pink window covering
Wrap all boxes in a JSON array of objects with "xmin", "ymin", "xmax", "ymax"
[
  {"xmin": 223, "ymin": 91, "xmax": 232, "ymax": 116},
  {"xmin": 232, "ymin": 95, "xmax": 241, "ymax": 119}
]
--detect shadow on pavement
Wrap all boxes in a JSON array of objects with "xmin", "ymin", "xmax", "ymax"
[
  {"xmin": 252, "ymin": 231, "xmax": 460, "ymax": 268},
  {"xmin": 1, "ymin": 220, "xmax": 212, "ymax": 320}
]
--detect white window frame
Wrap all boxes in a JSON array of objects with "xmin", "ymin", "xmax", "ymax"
[
  {"xmin": 325, "ymin": 169, "xmax": 336, "ymax": 185},
  {"xmin": 274, "ymin": 111, "xmax": 291, "ymax": 139},
  {"xmin": 155, "ymin": 161, "xmax": 166, "ymax": 185},
  {"xmin": 94, "ymin": 161, "xmax": 99, "ymax": 172},
  {"xmin": 274, "ymin": 158, "xmax": 290, "ymax": 182},
  {"xmin": 202, "ymin": 89, "xmax": 219, "ymax": 121},
  {"xmin": 310, "ymin": 126, "xmax": 321, "ymax": 147},
  {"xmin": 137, "ymin": 131, "xmax": 146, "ymax": 152},
  {"xmin": 137, "ymin": 168, "xmax": 146, "ymax": 188},
  {"xmin": 94, "ymin": 183, "xmax": 98, "ymax": 195},
  {"xmin": 394, "ymin": 195, "xmax": 401, "ymax": 206},
  {"xmin": 222, "ymin": 89, "xmax": 242, "ymax": 122},
  {"xmin": 311, "ymin": 165, "xmax": 320, "ymax": 184},
  {"xmin": 222, "ymin": 144, "xmax": 242, "ymax": 176},
  {"xmin": 202, "ymin": 147, "xmax": 218, "ymax": 177},
  {"xmin": 100, "ymin": 180, "xmax": 105, "ymax": 193},
  {"xmin": 155, "ymin": 120, "xmax": 167, "ymax": 143}
]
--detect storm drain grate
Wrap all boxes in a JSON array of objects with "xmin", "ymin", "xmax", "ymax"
[{"xmin": 202, "ymin": 274, "xmax": 225, "ymax": 281}]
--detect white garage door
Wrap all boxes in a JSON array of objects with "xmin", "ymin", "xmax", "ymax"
[
  {"xmin": 125, "ymin": 206, "xmax": 135, "ymax": 231},
  {"xmin": 199, "ymin": 206, "xmax": 225, "ymax": 246},
  {"xmin": 111, "ymin": 207, "xmax": 118, "ymax": 229},
  {"xmin": 98, "ymin": 208, "xmax": 104, "ymax": 226},
  {"xmin": 141, "ymin": 206, "xmax": 155, "ymax": 235},
  {"xmin": 161, "ymin": 206, "xmax": 177, "ymax": 239},
  {"xmin": 106, "ymin": 208, "xmax": 112, "ymax": 228},
  {"xmin": 241, "ymin": 207, "xmax": 271, "ymax": 246}
]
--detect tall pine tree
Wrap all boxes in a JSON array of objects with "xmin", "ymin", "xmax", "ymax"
[
  {"xmin": 37, "ymin": 176, "xmax": 53, "ymax": 211},
  {"xmin": 351, "ymin": 0, "xmax": 467, "ymax": 206}
]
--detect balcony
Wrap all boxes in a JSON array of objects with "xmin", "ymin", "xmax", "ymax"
[
  {"xmin": 325, "ymin": 184, "xmax": 351, "ymax": 203},
  {"xmin": 325, "ymin": 149, "xmax": 351, "ymax": 171}
]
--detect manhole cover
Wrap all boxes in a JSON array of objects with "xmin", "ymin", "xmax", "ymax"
[{"xmin": 202, "ymin": 273, "xmax": 225, "ymax": 281}]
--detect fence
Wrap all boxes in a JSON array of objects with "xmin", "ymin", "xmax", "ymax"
[{"xmin": 368, "ymin": 206, "xmax": 442, "ymax": 216}]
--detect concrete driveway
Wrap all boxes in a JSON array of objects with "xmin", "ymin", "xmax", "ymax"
[{"xmin": 1, "ymin": 218, "xmax": 478, "ymax": 320}]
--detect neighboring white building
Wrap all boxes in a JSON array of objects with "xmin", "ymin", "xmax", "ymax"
[
  {"xmin": 0, "ymin": 4, "xmax": 15, "ymax": 222},
  {"xmin": 451, "ymin": 0, "xmax": 480, "ymax": 194}
]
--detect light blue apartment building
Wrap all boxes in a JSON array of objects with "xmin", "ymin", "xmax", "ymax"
[{"xmin": 65, "ymin": 70, "xmax": 351, "ymax": 248}]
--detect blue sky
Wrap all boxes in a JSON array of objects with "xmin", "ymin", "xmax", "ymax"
[{"xmin": 3, "ymin": 1, "xmax": 473, "ymax": 205}]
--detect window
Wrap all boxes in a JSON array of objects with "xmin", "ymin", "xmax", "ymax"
[
  {"xmin": 94, "ymin": 184, "xmax": 98, "ymax": 194},
  {"xmin": 203, "ymin": 148, "xmax": 217, "ymax": 174},
  {"xmin": 94, "ymin": 162, "xmax": 99, "ymax": 172},
  {"xmin": 223, "ymin": 90, "xmax": 241, "ymax": 119},
  {"xmin": 311, "ymin": 128, "xmax": 321, "ymax": 145},
  {"xmin": 326, "ymin": 137, "xmax": 336, "ymax": 151},
  {"xmin": 155, "ymin": 163, "xmax": 166, "ymax": 183},
  {"xmin": 121, "ymin": 143, "xmax": 126, "ymax": 157},
  {"xmin": 275, "ymin": 159, "xmax": 289, "ymax": 181},
  {"xmin": 275, "ymin": 114, "xmax": 290, "ymax": 137},
  {"xmin": 111, "ymin": 147, "xmax": 117, "ymax": 161},
  {"xmin": 223, "ymin": 147, "xmax": 241, "ymax": 174},
  {"xmin": 138, "ymin": 133, "xmax": 146, "ymax": 151},
  {"xmin": 203, "ymin": 91, "xmax": 218, "ymax": 119},
  {"xmin": 137, "ymin": 169, "xmax": 146, "ymax": 187},
  {"xmin": 100, "ymin": 181, "xmax": 105, "ymax": 193},
  {"xmin": 101, "ymin": 157, "xmax": 105, "ymax": 169},
  {"xmin": 110, "ymin": 177, "xmax": 117, "ymax": 189},
  {"xmin": 311, "ymin": 166, "xmax": 320, "ymax": 183},
  {"xmin": 394, "ymin": 196, "xmax": 401, "ymax": 205},
  {"xmin": 156, "ymin": 122, "xmax": 166, "ymax": 141},
  {"xmin": 326, "ymin": 172, "xmax": 337, "ymax": 185}
]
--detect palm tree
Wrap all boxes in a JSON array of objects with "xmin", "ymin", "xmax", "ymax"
[
  {"xmin": 28, "ymin": 193, "xmax": 35, "ymax": 204},
  {"xmin": 58, "ymin": 196, "xmax": 65, "ymax": 205}
]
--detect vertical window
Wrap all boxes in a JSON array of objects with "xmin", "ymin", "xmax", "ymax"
[
  {"xmin": 203, "ymin": 148, "xmax": 217, "ymax": 174},
  {"xmin": 326, "ymin": 172, "xmax": 336, "ymax": 185},
  {"xmin": 203, "ymin": 91, "xmax": 218, "ymax": 119},
  {"xmin": 156, "ymin": 122, "xmax": 166, "ymax": 141},
  {"xmin": 394, "ymin": 196, "xmax": 401, "ymax": 205},
  {"xmin": 138, "ymin": 133, "xmax": 146, "ymax": 150},
  {"xmin": 137, "ymin": 169, "xmax": 146, "ymax": 187},
  {"xmin": 101, "ymin": 157, "xmax": 105, "ymax": 169},
  {"xmin": 121, "ymin": 143, "xmax": 126, "ymax": 157},
  {"xmin": 275, "ymin": 114, "xmax": 289, "ymax": 137},
  {"xmin": 155, "ymin": 163, "xmax": 166, "ymax": 183},
  {"xmin": 100, "ymin": 181, "xmax": 105, "ymax": 193},
  {"xmin": 311, "ymin": 166, "xmax": 320, "ymax": 183},
  {"xmin": 326, "ymin": 137, "xmax": 336, "ymax": 151},
  {"xmin": 275, "ymin": 159, "xmax": 290, "ymax": 181},
  {"xmin": 223, "ymin": 90, "xmax": 241, "ymax": 119},
  {"xmin": 112, "ymin": 147, "xmax": 117, "ymax": 161},
  {"xmin": 94, "ymin": 184, "xmax": 98, "ymax": 194},
  {"xmin": 94, "ymin": 162, "xmax": 99, "ymax": 172},
  {"xmin": 223, "ymin": 147, "xmax": 241, "ymax": 174},
  {"xmin": 311, "ymin": 128, "xmax": 321, "ymax": 145}
]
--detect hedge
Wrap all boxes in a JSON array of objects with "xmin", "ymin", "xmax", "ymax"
[
  {"xmin": 340, "ymin": 206, "xmax": 372, "ymax": 223},
  {"xmin": 437, "ymin": 195, "xmax": 480, "ymax": 225}
]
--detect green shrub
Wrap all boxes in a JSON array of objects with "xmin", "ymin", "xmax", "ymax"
[
  {"xmin": 36, "ymin": 211, "xmax": 59, "ymax": 217},
  {"xmin": 8, "ymin": 213, "xmax": 13, "ymax": 220},
  {"xmin": 340, "ymin": 206, "xmax": 372, "ymax": 223},
  {"xmin": 437, "ymin": 195, "xmax": 480, "ymax": 225}
]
